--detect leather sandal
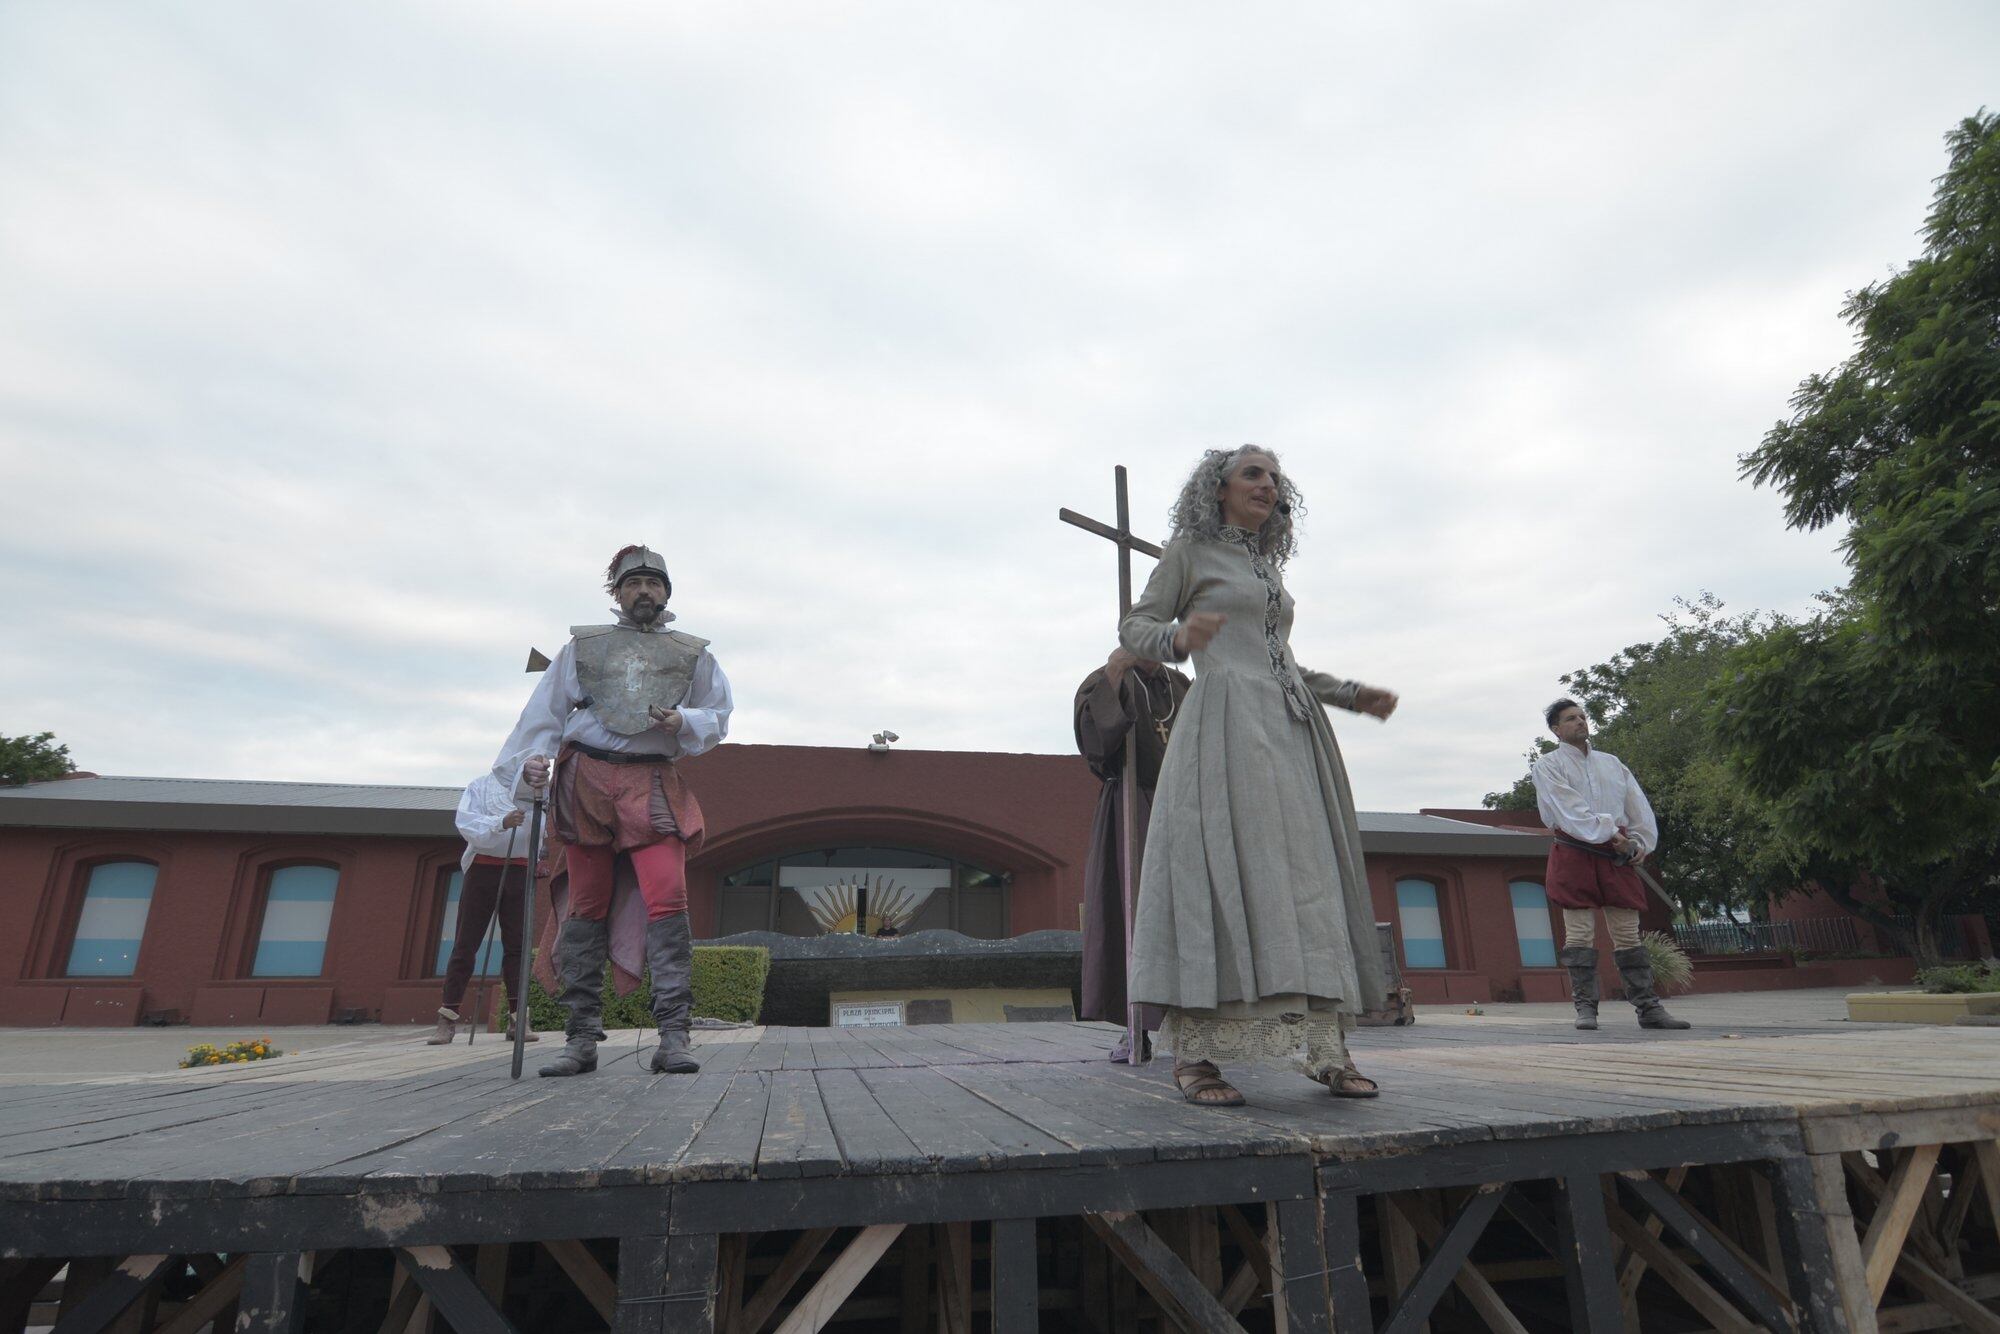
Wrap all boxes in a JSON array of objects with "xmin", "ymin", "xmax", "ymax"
[
  {"xmin": 1317, "ymin": 1060, "xmax": 1381, "ymax": 1099},
  {"xmin": 1173, "ymin": 1059, "xmax": 1245, "ymax": 1108}
]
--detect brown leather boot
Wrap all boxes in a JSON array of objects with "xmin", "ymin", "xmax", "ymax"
[{"xmin": 425, "ymin": 1007, "xmax": 459, "ymax": 1045}]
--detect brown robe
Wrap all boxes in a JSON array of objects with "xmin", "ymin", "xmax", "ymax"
[{"xmin": 1074, "ymin": 663, "xmax": 1191, "ymax": 1025}]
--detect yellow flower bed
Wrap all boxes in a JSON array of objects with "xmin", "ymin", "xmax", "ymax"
[{"xmin": 181, "ymin": 1036, "xmax": 283, "ymax": 1068}]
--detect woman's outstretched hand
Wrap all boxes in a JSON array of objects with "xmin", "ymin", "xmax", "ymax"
[{"xmin": 1355, "ymin": 686, "xmax": 1398, "ymax": 720}]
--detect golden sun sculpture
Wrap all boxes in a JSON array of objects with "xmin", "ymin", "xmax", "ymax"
[{"xmin": 802, "ymin": 874, "xmax": 929, "ymax": 936}]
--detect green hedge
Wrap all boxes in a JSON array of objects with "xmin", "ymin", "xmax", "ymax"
[
  {"xmin": 1917, "ymin": 961, "xmax": 2000, "ymax": 994},
  {"xmin": 513, "ymin": 945, "xmax": 770, "ymax": 1030}
]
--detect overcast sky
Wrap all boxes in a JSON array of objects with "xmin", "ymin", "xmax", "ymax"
[{"xmin": 2, "ymin": 3, "xmax": 1995, "ymax": 809}]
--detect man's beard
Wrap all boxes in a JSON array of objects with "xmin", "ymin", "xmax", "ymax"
[{"xmin": 627, "ymin": 599, "xmax": 661, "ymax": 625}]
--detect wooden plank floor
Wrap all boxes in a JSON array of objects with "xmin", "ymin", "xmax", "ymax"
[{"xmin": 3, "ymin": 1012, "xmax": 1997, "ymax": 1207}]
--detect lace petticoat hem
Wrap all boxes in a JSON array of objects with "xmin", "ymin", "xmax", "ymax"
[{"xmin": 1157, "ymin": 1008, "xmax": 1350, "ymax": 1078}]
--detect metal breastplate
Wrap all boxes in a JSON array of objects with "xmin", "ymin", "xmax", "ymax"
[{"xmin": 570, "ymin": 625, "xmax": 708, "ymax": 737}]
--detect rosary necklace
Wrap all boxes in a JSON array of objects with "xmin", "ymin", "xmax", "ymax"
[{"xmin": 1136, "ymin": 670, "xmax": 1180, "ymax": 743}]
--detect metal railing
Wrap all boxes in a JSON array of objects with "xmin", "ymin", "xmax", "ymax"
[
  {"xmin": 1672, "ymin": 914, "xmax": 1974, "ymax": 959},
  {"xmin": 1671, "ymin": 916, "xmax": 1865, "ymax": 957}
]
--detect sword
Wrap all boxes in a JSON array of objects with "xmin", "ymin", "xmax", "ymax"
[
  {"xmin": 1552, "ymin": 833, "xmax": 1677, "ymax": 913},
  {"xmin": 511, "ymin": 782, "xmax": 547, "ymax": 1080},
  {"xmin": 466, "ymin": 824, "xmax": 519, "ymax": 1046}
]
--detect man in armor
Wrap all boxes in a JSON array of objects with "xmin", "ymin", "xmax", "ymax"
[{"xmin": 498, "ymin": 545, "xmax": 734, "ymax": 1078}]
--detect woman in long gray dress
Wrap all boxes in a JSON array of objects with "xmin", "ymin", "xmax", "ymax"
[{"xmin": 1121, "ymin": 445, "xmax": 1399, "ymax": 1107}]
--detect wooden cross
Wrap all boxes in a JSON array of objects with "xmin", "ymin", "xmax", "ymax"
[{"xmin": 1060, "ymin": 465, "xmax": 1164, "ymax": 1064}]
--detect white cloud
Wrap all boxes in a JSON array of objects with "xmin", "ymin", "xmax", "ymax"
[{"xmin": 3, "ymin": 1, "xmax": 1995, "ymax": 807}]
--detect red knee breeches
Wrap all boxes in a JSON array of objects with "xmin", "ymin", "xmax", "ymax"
[{"xmin": 565, "ymin": 838, "xmax": 688, "ymax": 921}]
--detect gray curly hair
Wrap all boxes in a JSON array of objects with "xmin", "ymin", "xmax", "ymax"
[{"xmin": 1164, "ymin": 444, "xmax": 1304, "ymax": 565}]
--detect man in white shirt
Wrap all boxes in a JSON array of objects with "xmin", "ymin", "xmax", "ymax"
[
  {"xmin": 427, "ymin": 757, "xmax": 538, "ymax": 1046},
  {"xmin": 500, "ymin": 545, "xmax": 735, "ymax": 1078},
  {"xmin": 1532, "ymin": 698, "xmax": 1689, "ymax": 1031}
]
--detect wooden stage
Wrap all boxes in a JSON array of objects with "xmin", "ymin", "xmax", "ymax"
[{"xmin": 4, "ymin": 1009, "xmax": 1999, "ymax": 1333}]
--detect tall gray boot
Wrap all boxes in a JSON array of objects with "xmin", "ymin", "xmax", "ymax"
[
  {"xmin": 538, "ymin": 915, "xmax": 609, "ymax": 1077},
  {"xmin": 1559, "ymin": 946, "xmax": 1601, "ymax": 1031},
  {"xmin": 642, "ymin": 912, "xmax": 700, "ymax": 1074},
  {"xmin": 1614, "ymin": 946, "xmax": 1691, "ymax": 1030}
]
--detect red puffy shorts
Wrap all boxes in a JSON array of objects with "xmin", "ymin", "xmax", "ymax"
[
  {"xmin": 1545, "ymin": 839, "xmax": 1649, "ymax": 911},
  {"xmin": 551, "ymin": 748, "xmax": 706, "ymax": 923}
]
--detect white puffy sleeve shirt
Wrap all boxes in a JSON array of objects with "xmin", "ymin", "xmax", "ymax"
[
  {"xmin": 495, "ymin": 633, "xmax": 734, "ymax": 794},
  {"xmin": 454, "ymin": 770, "xmax": 533, "ymax": 870},
  {"xmin": 1531, "ymin": 742, "xmax": 1659, "ymax": 856}
]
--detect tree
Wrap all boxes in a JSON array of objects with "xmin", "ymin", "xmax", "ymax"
[
  {"xmin": 0, "ymin": 731, "xmax": 76, "ymax": 786},
  {"xmin": 1485, "ymin": 594, "xmax": 1792, "ymax": 921},
  {"xmin": 1719, "ymin": 111, "xmax": 2000, "ymax": 965},
  {"xmin": 1482, "ymin": 746, "xmax": 1548, "ymax": 813}
]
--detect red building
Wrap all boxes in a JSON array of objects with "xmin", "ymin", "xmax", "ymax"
[{"xmin": 4, "ymin": 743, "xmax": 1651, "ymax": 1027}]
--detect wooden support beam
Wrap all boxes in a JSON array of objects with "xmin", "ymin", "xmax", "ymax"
[
  {"xmin": 1750, "ymin": 1168, "xmax": 1787, "ymax": 1279},
  {"xmin": 238, "ymin": 1252, "xmax": 308, "ymax": 1334},
  {"xmin": 1878, "ymin": 1273, "xmax": 2000, "ymax": 1334},
  {"xmin": 1319, "ymin": 1191, "xmax": 1375, "ymax": 1334},
  {"xmin": 938, "ymin": 1223, "xmax": 973, "ymax": 1334},
  {"xmin": 1862, "ymin": 1144, "xmax": 1944, "ymax": 1305},
  {"xmin": 1553, "ymin": 1176, "xmax": 1622, "ymax": 1334},
  {"xmin": 1618, "ymin": 1172, "xmax": 1795, "ymax": 1333},
  {"xmin": 1220, "ymin": 1260, "xmax": 1261, "ymax": 1318},
  {"xmin": 618, "ymin": 1237, "xmax": 672, "ymax": 1334},
  {"xmin": 377, "ymin": 1266, "xmax": 423, "ymax": 1334},
  {"xmin": 1190, "ymin": 1209, "xmax": 1224, "ymax": 1296},
  {"xmin": 544, "ymin": 1238, "xmax": 619, "ymax": 1327},
  {"xmin": 1683, "ymin": 1194, "xmax": 1795, "ymax": 1319},
  {"xmin": 1939, "ymin": 1148, "xmax": 1982, "ymax": 1252},
  {"xmin": 476, "ymin": 1245, "xmax": 509, "ymax": 1311},
  {"xmin": 666, "ymin": 1233, "xmax": 721, "ymax": 1334},
  {"xmin": 0, "ymin": 1258, "xmax": 64, "ymax": 1334},
  {"xmin": 1381, "ymin": 1185, "xmax": 1508, "ymax": 1334},
  {"xmin": 1602, "ymin": 1192, "xmax": 1757, "ymax": 1334},
  {"xmin": 1973, "ymin": 1142, "xmax": 2000, "ymax": 1243},
  {"xmin": 1271, "ymin": 1199, "xmax": 1331, "ymax": 1334},
  {"xmin": 1376, "ymin": 1196, "xmax": 1427, "ymax": 1334},
  {"xmin": 615, "ymin": 1234, "xmax": 722, "ymax": 1334},
  {"xmin": 155, "ymin": 1255, "xmax": 249, "ymax": 1334},
  {"xmin": 1614, "ymin": 1164, "xmax": 1690, "ymax": 1301},
  {"xmin": 771, "ymin": 1224, "xmax": 905, "ymax": 1334},
  {"xmin": 396, "ymin": 1246, "xmax": 518, "ymax": 1334},
  {"xmin": 1890, "ymin": 1253, "xmax": 2000, "ymax": 1334},
  {"xmin": 55, "ymin": 1258, "xmax": 112, "ymax": 1325},
  {"xmin": 1084, "ymin": 1212, "xmax": 1250, "ymax": 1334},
  {"xmin": 716, "ymin": 1235, "xmax": 747, "ymax": 1334},
  {"xmin": 899, "ymin": 1225, "xmax": 932, "ymax": 1334},
  {"xmin": 1766, "ymin": 1153, "xmax": 1879, "ymax": 1334},
  {"xmin": 738, "ymin": 1229, "xmax": 837, "ymax": 1334},
  {"xmin": 46, "ymin": 1254, "xmax": 170, "ymax": 1334},
  {"xmin": 1497, "ymin": 1188, "xmax": 1559, "ymax": 1264},
  {"xmin": 1390, "ymin": 1190, "xmax": 1531, "ymax": 1334},
  {"xmin": 992, "ymin": 1219, "xmax": 1038, "ymax": 1334},
  {"xmin": 1849, "ymin": 1150, "xmax": 1956, "ymax": 1274},
  {"xmin": 1220, "ymin": 1204, "xmax": 1274, "ymax": 1299}
]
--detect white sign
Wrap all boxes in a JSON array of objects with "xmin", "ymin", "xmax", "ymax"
[{"xmin": 833, "ymin": 1002, "xmax": 905, "ymax": 1028}]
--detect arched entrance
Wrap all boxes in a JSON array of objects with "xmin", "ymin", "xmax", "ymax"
[{"xmin": 715, "ymin": 844, "xmax": 1009, "ymax": 939}]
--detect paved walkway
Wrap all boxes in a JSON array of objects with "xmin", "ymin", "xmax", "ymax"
[{"xmin": 0, "ymin": 986, "xmax": 1917, "ymax": 1079}]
